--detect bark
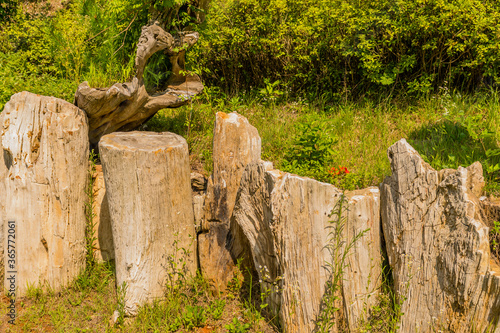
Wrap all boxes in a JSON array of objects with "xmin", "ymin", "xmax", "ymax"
[
  {"xmin": 75, "ymin": 22, "xmax": 203, "ymax": 145},
  {"xmin": 99, "ymin": 131, "xmax": 197, "ymax": 316},
  {"xmin": 0, "ymin": 91, "xmax": 89, "ymax": 295}
]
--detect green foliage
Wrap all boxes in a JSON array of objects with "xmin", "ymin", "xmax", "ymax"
[
  {"xmin": 194, "ymin": 0, "xmax": 500, "ymax": 100},
  {"xmin": 1, "ymin": 7, "xmax": 59, "ymax": 76},
  {"xmin": 259, "ymin": 79, "xmax": 285, "ymax": 105},
  {"xmin": 408, "ymin": 90, "xmax": 500, "ymax": 192},
  {"xmin": 280, "ymin": 113, "xmax": 336, "ymax": 181},
  {"xmin": 0, "ymin": 0, "xmax": 18, "ymax": 24},
  {"xmin": 356, "ymin": 258, "xmax": 406, "ymax": 333},
  {"xmin": 490, "ymin": 221, "xmax": 500, "ymax": 259},
  {"xmin": 181, "ymin": 305, "xmax": 207, "ymax": 329},
  {"xmin": 0, "ymin": 52, "xmax": 76, "ymax": 110},
  {"xmin": 208, "ymin": 299, "xmax": 226, "ymax": 320},
  {"xmin": 225, "ymin": 317, "xmax": 251, "ymax": 333},
  {"xmin": 115, "ymin": 282, "xmax": 127, "ymax": 327},
  {"xmin": 0, "ymin": 0, "xmax": 203, "ymax": 110}
]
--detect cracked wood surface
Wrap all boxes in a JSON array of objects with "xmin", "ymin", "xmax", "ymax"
[
  {"xmin": 99, "ymin": 131, "xmax": 197, "ymax": 316},
  {"xmin": 381, "ymin": 139, "xmax": 500, "ymax": 332},
  {"xmin": 0, "ymin": 91, "xmax": 89, "ymax": 295}
]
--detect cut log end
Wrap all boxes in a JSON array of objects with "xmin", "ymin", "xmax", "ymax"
[{"xmin": 99, "ymin": 131, "xmax": 186, "ymax": 152}]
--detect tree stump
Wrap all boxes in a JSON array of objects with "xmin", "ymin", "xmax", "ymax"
[
  {"xmin": 99, "ymin": 131, "xmax": 197, "ymax": 316},
  {"xmin": 198, "ymin": 112, "xmax": 262, "ymax": 290},
  {"xmin": 381, "ymin": 139, "xmax": 500, "ymax": 332},
  {"xmin": 232, "ymin": 162, "xmax": 382, "ymax": 332},
  {"xmin": 0, "ymin": 91, "xmax": 89, "ymax": 295}
]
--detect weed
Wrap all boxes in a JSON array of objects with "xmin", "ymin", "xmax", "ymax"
[
  {"xmin": 115, "ymin": 282, "xmax": 127, "ymax": 327},
  {"xmin": 281, "ymin": 113, "xmax": 336, "ymax": 182},
  {"xmin": 25, "ymin": 283, "xmax": 46, "ymax": 303},
  {"xmin": 163, "ymin": 231, "xmax": 195, "ymax": 297},
  {"xmin": 316, "ymin": 193, "xmax": 368, "ymax": 332},
  {"xmin": 181, "ymin": 305, "xmax": 207, "ymax": 329},
  {"xmin": 356, "ymin": 263, "xmax": 404, "ymax": 333},
  {"xmin": 208, "ymin": 299, "xmax": 226, "ymax": 320},
  {"xmin": 225, "ymin": 317, "xmax": 251, "ymax": 332},
  {"xmin": 227, "ymin": 258, "xmax": 245, "ymax": 297},
  {"xmin": 259, "ymin": 78, "xmax": 284, "ymax": 105},
  {"xmin": 490, "ymin": 221, "xmax": 500, "ymax": 259}
]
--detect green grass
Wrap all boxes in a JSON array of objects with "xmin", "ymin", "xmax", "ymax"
[
  {"xmin": 0, "ymin": 261, "xmax": 278, "ymax": 332},
  {"xmin": 143, "ymin": 89, "xmax": 500, "ymax": 195}
]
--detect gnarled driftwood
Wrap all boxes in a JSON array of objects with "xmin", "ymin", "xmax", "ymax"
[{"xmin": 75, "ymin": 22, "xmax": 203, "ymax": 145}]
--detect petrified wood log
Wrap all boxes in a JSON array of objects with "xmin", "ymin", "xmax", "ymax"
[
  {"xmin": 231, "ymin": 161, "xmax": 382, "ymax": 332},
  {"xmin": 75, "ymin": 22, "xmax": 203, "ymax": 145},
  {"xmin": 198, "ymin": 112, "xmax": 262, "ymax": 290},
  {"xmin": 0, "ymin": 91, "xmax": 89, "ymax": 295},
  {"xmin": 99, "ymin": 131, "xmax": 197, "ymax": 316},
  {"xmin": 381, "ymin": 139, "xmax": 500, "ymax": 332}
]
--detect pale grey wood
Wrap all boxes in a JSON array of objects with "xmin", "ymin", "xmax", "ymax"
[
  {"xmin": 0, "ymin": 91, "xmax": 89, "ymax": 295},
  {"xmin": 99, "ymin": 131, "xmax": 196, "ymax": 316},
  {"xmin": 381, "ymin": 139, "xmax": 500, "ymax": 332},
  {"xmin": 231, "ymin": 162, "xmax": 382, "ymax": 332}
]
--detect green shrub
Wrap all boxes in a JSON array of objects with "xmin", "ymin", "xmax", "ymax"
[
  {"xmin": 194, "ymin": 0, "xmax": 500, "ymax": 100},
  {"xmin": 280, "ymin": 113, "xmax": 336, "ymax": 181}
]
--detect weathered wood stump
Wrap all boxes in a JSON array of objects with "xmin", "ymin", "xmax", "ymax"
[
  {"xmin": 99, "ymin": 131, "xmax": 197, "ymax": 316},
  {"xmin": 0, "ymin": 91, "xmax": 89, "ymax": 295},
  {"xmin": 231, "ymin": 162, "xmax": 382, "ymax": 332},
  {"xmin": 198, "ymin": 112, "xmax": 262, "ymax": 290},
  {"xmin": 381, "ymin": 139, "xmax": 500, "ymax": 332}
]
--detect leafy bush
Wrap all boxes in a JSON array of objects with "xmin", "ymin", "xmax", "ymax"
[
  {"xmin": 0, "ymin": 0, "xmax": 202, "ymax": 109},
  {"xmin": 0, "ymin": 0, "xmax": 18, "ymax": 24},
  {"xmin": 194, "ymin": 0, "xmax": 500, "ymax": 100},
  {"xmin": 280, "ymin": 113, "xmax": 336, "ymax": 181}
]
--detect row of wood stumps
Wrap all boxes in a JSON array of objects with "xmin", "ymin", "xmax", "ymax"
[
  {"xmin": 0, "ymin": 92, "xmax": 383, "ymax": 330},
  {"xmin": 5, "ymin": 91, "xmax": 499, "ymax": 331},
  {"xmin": 0, "ymin": 92, "xmax": 197, "ymax": 316}
]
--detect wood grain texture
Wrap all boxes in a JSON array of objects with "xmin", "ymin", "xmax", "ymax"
[
  {"xmin": 381, "ymin": 139, "xmax": 500, "ymax": 332},
  {"xmin": 99, "ymin": 131, "xmax": 196, "ymax": 316},
  {"xmin": 198, "ymin": 112, "xmax": 262, "ymax": 290},
  {"xmin": 0, "ymin": 91, "xmax": 89, "ymax": 295},
  {"xmin": 231, "ymin": 162, "xmax": 382, "ymax": 332},
  {"xmin": 75, "ymin": 23, "xmax": 203, "ymax": 145}
]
